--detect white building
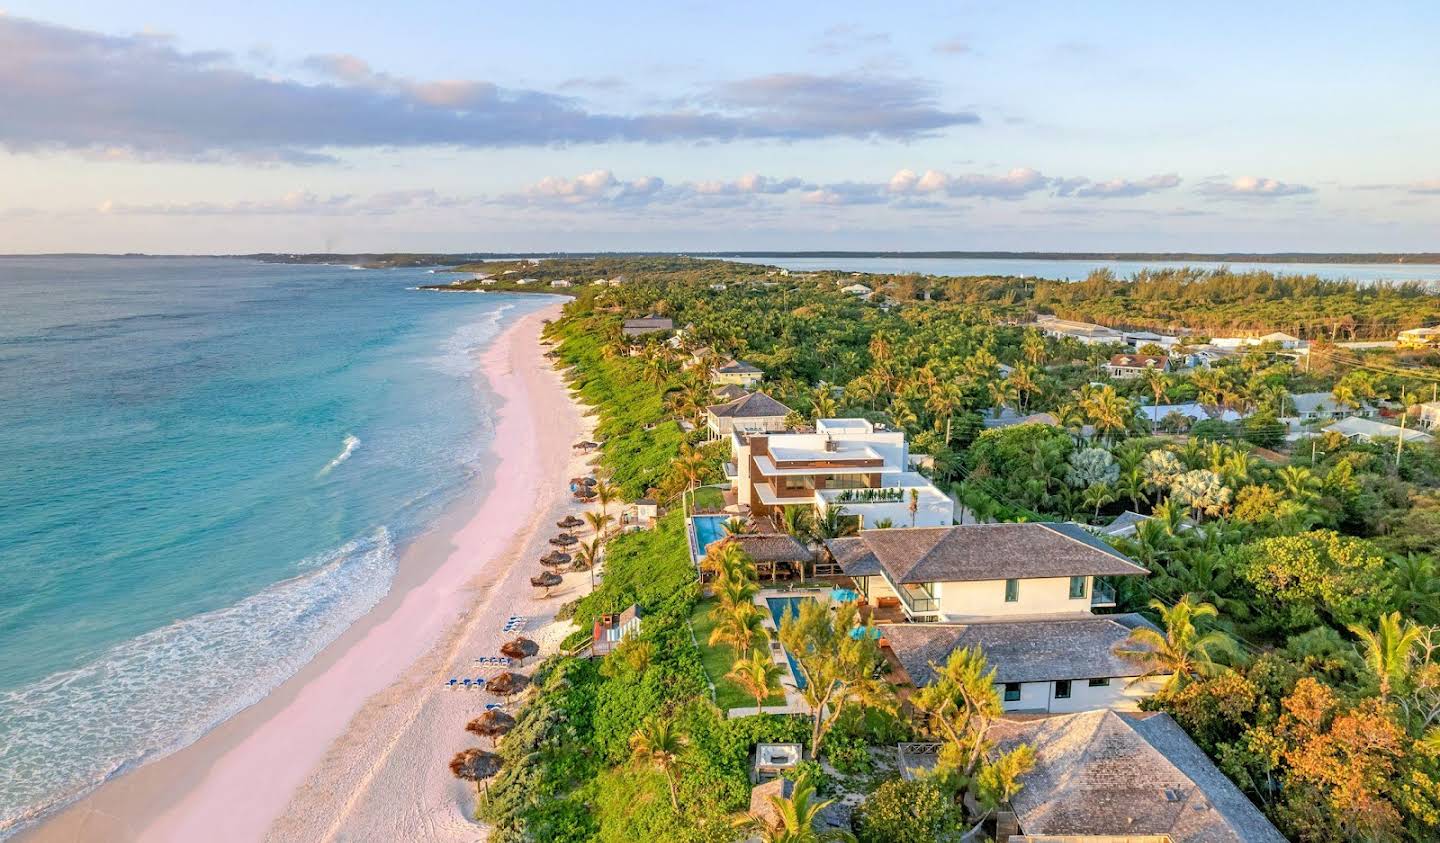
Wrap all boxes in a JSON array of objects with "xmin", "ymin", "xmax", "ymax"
[
  {"xmin": 727, "ymin": 418, "xmax": 953, "ymax": 528},
  {"xmin": 1121, "ymin": 329, "xmax": 1181, "ymax": 349},
  {"xmin": 841, "ymin": 283, "xmax": 873, "ymax": 299},
  {"xmin": 1106, "ymin": 353, "xmax": 1170, "ymax": 379},
  {"xmin": 1324, "ymin": 416, "xmax": 1433, "ymax": 444},
  {"xmin": 1290, "ymin": 391, "xmax": 1373, "ymax": 422},
  {"xmin": 550, "ymin": 279, "xmax": 573, "ymax": 288},
  {"xmin": 1138, "ymin": 403, "xmax": 1244, "ymax": 425},
  {"xmin": 1033, "ymin": 315, "xmax": 1125, "ymax": 346},
  {"xmin": 1419, "ymin": 401, "xmax": 1440, "ymax": 430},
  {"xmin": 831, "ymin": 522, "xmax": 1165, "ymax": 713}
]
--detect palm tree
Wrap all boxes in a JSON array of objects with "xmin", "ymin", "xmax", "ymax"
[
  {"xmin": 1392, "ymin": 553, "xmax": 1440, "ymax": 625},
  {"xmin": 594, "ymin": 481, "xmax": 619, "ymax": 524},
  {"xmin": 1142, "ymin": 368, "xmax": 1171, "ymax": 432},
  {"xmin": 1022, "ymin": 330, "xmax": 1047, "ymax": 367},
  {"xmin": 710, "ymin": 602, "xmax": 766, "ymax": 657},
  {"xmin": 1079, "ymin": 384, "xmax": 1131, "ymax": 443},
  {"xmin": 810, "ymin": 387, "xmax": 837, "ymax": 422},
  {"xmin": 780, "ymin": 505, "xmax": 814, "ymax": 543},
  {"xmin": 987, "ymin": 377, "xmax": 1018, "ymax": 419},
  {"xmin": 674, "ymin": 443, "xmax": 707, "ymax": 510},
  {"xmin": 1083, "ymin": 481, "xmax": 1117, "ymax": 519},
  {"xmin": 1113, "ymin": 594, "xmax": 1240, "ymax": 693},
  {"xmin": 575, "ymin": 537, "xmax": 603, "ymax": 589},
  {"xmin": 630, "ymin": 716, "xmax": 687, "ymax": 811},
  {"xmin": 745, "ymin": 776, "xmax": 856, "ymax": 843},
  {"xmin": 1348, "ymin": 611, "xmax": 1422, "ymax": 698},
  {"xmin": 908, "ymin": 488, "xmax": 920, "ymax": 527},
  {"xmin": 811, "ymin": 506, "xmax": 858, "ymax": 541},
  {"xmin": 584, "ymin": 509, "xmax": 610, "ymax": 539},
  {"xmin": 1276, "ymin": 465, "xmax": 1320, "ymax": 505},
  {"xmin": 726, "ymin": 649, "xmax": 781, "ymax": 715},
  {"xmin": 1116, "ymin": 467, "xmax": 1150, "ymax": 511}
]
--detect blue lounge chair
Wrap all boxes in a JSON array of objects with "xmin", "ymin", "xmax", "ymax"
[
  {"xmin": 446, "ymin": 678, "xmax": 459, "ymax": 687},
  {"xmin": 460, "ymin": 679, "xmax": 472, "ymax": 689}
]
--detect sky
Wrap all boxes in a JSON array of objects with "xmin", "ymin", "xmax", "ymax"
[{"xmin": 0, "ymin": 1, "xmax": 1437, "ymax": 253}]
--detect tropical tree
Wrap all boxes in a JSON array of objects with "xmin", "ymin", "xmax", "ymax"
[
  {"xmin": 1348, "ymin": 611, "xmax": 1424, "ymax": 698},
  {"xmin": 1082, "ymin": 482, "xmax": 1117, "ymax": 519},
  {"xmin": 812, "ymin": 506, "xmax": 858, "ymax": 541},
  {"xmin": 1140, "ymin": 448, "xmax": 1184, "ymax": 494},
  {"xmin": 584, "ymin": 509, "xmax": 610, "ymax": 539},
  {"xmin": 630, "ymin": 715, "xmax": 688, "ymax": 811},
  {"xmin": 781, "ymin": 505, "xmax": 816, "ymax": 543},
  {"xmin": 594, "ymin": 481, "xmax": 619, "ymax": 524},
  {"xmin": 1392, "ymin": 553, "xmax": 1440, "ymax": 625},
  {"xmin": 1142, "ymin": 367, "xmax": 1172, "ymax": 431},
  {"xmin": 745, "ymin": 775, "xmax": 856, "ymax": 843},
  {"xmin": 1168, "ymin": 469, "xmax": 1232, "ymax": 521},
  {"xmin": 1078, "ymin": 384, "xmax": 1132, "ymax": 442},
  {"xmin": 1113, "ymin": 594, "xmax": 1241, "ymax": 693},
  {"xmin": 1116, "ymin": 466, "xmax": 1150, "ymax": 511},
  {"xmin": 710, "ymin": 602, "xmax": 766, "ymax": 657},
  {"xmin": 1065, "ymin": 447, "xmax": 1119, "ymax": 489},
  {"xmin": 908, "ymin": 488, "xmax": 920, "ymax": 527},
  {"xmin": 726, "ymin": 649, "xmax": 781, "ymax": 715},
  {"xmin": 778, "ymin": 600, "xmax": 894, "ymax": 754}
]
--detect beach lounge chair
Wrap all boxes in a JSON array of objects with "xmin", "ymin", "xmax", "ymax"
[
  {"xmin": 460, "ymin": 678, "xmax": 472, "ymax": 689},
  {"xmin": 446, "ymin": 678, "xmax": 459, "ymax": 687}
]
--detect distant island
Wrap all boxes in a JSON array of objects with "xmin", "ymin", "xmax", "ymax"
[{"xmin": 242, "ymin": 251, "xmax": 1440, "ymax": 267}]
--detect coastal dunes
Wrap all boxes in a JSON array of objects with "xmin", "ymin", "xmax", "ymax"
[{"xmin": 24, "ymin": 304, "xmax": 598, "ymax": 842}]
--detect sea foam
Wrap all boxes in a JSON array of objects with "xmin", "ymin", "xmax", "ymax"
[
  {"xmin": 0, "ymin": 529, "xmax": 398, "ymax": 836},
  {"xmin": 318, "ymin": 434, "xmax": 361, "ymax": 476}
]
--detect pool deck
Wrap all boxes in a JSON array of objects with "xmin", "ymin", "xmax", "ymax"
[{"xmin": 724, "ymin": 588, "xmax": 831, "ymax": 718}]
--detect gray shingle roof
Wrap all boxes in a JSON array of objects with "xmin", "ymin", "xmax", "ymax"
[
  {"xmin": 706, "ymin": 391, "xmax": 793, "ymax": 419},
  {"xmin": 884, "ymin": 614, "xmax": 1157, "ymax": 685},
  {"xmin": 828, "ymin": 523, "xmax": 1147, "ymax": 584},
  {"xmin": 712, "ymin": 384, "xmax": 750, "ymax": 402},
  {"xmin": 989, "ymin": 710, "xmax": 1287, "ymax": 843}
]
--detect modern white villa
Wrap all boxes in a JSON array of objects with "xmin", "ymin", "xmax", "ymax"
[
  {"xmin": 828, "ymin": 522, "xmax": 1166, "ymax": 713},
  {"xmin": 726, "ymin": 418, "xmax": 954, "ymax": 528}
]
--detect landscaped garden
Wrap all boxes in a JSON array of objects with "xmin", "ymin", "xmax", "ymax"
[{"xmin": 688, "ymin": 598, "xmax": 786, "ymax": 711}]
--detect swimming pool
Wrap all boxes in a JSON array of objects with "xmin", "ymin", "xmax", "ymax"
[
  {"xmin": 765, "ymin": 596, "xmax": 814, "ymax": 689},
  {"xmin": 692, "ymin": 515, "xmax": 729, "ymax": 556}
]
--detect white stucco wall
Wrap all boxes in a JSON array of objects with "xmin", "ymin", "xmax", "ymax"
[
  {"xmin": 997, "ymin": 674, "xmax": 1165, "ymax": 713},
  {"xmin": 933, "ymin": 576, "xmax": 1092, "ymax": 620}
]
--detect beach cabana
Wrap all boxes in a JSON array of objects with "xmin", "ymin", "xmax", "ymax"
[
  {"xmin": 550, "ymin": 533, "xmax": 578, "ymax": 547},
  {"xmin": 485, "ymin": 671, "xmax": 531, "ymax": 705},
  {"xmin": 530, "ymin": 571, "xmax": 562, "ymax": 595},
  {"xmin": 500, "ymin": 637, "xmax": 539, "ymax": 666},
  {"xmin": 540, "ymin": 550, "xmax": 571, "ymax": 568},
  {"xmin": 557, "ymin": 515, "xmax": 584, "ymax": 529},
  {"xmin": 449, "ymin": 748, "xmax": 502, "ymax": 798},
  {"xmin": 465, "ymin": 710, "xmax": 516, "ymax": 748}
]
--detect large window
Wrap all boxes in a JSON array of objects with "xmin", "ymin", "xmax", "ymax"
[
  {"xmin": 1054, "ymin": 679, "xmax": 1072, "ymax": 700},
  {"xmin": 1088, "ymin": 678, "xmax": 1110, "ymax": 687},
  {"xmin": 1069, "ymin": 576, "xmax": 1088, "ymax": 599},
  {"xmin": 1004, "ymin": 579, "xmax": 1019, "ymax": 602},
  {"xmin": 1003, "ymin": 682, "xmax": 1022, "ymax": 702}
]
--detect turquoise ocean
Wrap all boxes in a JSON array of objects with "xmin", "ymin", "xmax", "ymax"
[{"xmin": 0, "ymin": 257, "xmax": 551, "ymax": 834}]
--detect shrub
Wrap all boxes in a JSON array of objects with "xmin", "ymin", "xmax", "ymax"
[{"xmin": 854, "ymin": 777, "xmax": 962, "ymax": 843}]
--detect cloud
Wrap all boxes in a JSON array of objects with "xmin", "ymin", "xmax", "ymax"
[
  {"xmin": 1352, "ymin": 179, "xmax": 1440, "ymax": 195},
  {"xmin": 812, "ymin": 24, "xmax": 891, "ymax": 55},
  {"xmin": 0, "ymin": 15, "xmax": 978, "ymax": 163},
  {"xmin": 503, "ymin": 170, "xmax": 815, "ymax": 209},
  {"xmin": 887, "ymin": 167, "xmax": 1050, "ymax": 199},
  {"xmin": 1199, "ymin": 176, "xmax": 1314, "ymax": 199},
  {"xmin": 700, "ymin": 74, "xmax": 977, "ymax": 139},
  {"xmin": 97, "ymin": 189, "xmax": 471, "ymax": 216},
  {"xmin": 932, "ymin": 38, "xmax": 973, "ymax": 55},
  {"xmin": 1053, "ymin": 173, "xmax": 1182, "ymax": 199}
]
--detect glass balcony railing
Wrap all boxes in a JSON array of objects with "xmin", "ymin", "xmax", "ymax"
[
  {"xmin": 899, "ymin": 583, "xmax": 939, "ymax": 615},
  {"xmin": 1091, "ymin": 579, "xmax": 1117, "ymax": 606}
]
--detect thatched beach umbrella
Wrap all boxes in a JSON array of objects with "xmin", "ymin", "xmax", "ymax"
[
  {"xmin": 500, "ymin": 637, "xmax": 540, "ymax": 666},
  {"xmin": 465, "ymin": 709, "xmax": 517, "ymax": 748},
  {"xmin": 449, "ymin": 747, "xmax": 502, "ymax": 799},
  {"xmin": 573, "ymin": 490, "xmax": 596, "ymax": 502},
  {"xmin": 485, "ymin": 671, "xmax": 531, "ymax": 704},
  {"xmin": 557, "ymin": 515, "xmax": 584, "ymax": 529},
  {"xmin": 540, "ymin": 550, "xmax": 571, "ymax": 568},
  {"xmin": 530, "ymin": 571, "xmax": 562, "ymax": 595},
  {"xmin": 550, "ymin": 533, "xmax": 578, "ymax": 547}
]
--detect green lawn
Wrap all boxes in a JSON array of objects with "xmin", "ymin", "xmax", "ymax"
[
  {"xmin": 689, "ymin": 598, "xmax": 787, "ymax": 711},
  {"xmin": 692, "ymin": 486, "xmax": 727, "ymax": 511}
]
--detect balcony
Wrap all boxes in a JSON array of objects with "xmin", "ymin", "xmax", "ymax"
[
  {"xmin": 1091, "ymin": 579, "xmax": 1117, "ymax": 608},
  {"xmin": 898, "ymin": 583, "xmax": 939, "ymax": 616}
]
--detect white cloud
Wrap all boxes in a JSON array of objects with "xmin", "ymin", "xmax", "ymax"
[{"xmin": 1200, "ymin": 176, "xmax": 1314, "ymax": 199}]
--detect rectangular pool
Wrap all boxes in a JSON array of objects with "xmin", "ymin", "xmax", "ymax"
[
  {"xmin": 765, "ymin": 596, "xmax": 814, "ymax": 690},
  {"xmin": 693, "ymin": 515, "xmax": 728, "ymax": 556}
]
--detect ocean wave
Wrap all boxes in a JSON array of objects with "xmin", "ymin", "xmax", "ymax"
[
  {"xmin": 317, "ymin": 434, "xmax": 361, "ymax": 477},
  {"xmin": 0, "ymin": 529, "xmax": 398, "ymax": 837},
  {"xmin": 424, "ymin": 304, "xmax": 515, "ymax": 378}
]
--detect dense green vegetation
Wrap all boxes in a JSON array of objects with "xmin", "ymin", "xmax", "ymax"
[{"xmin": 469, "ymin": 257, "xmax": 1440, "ymax": 842}]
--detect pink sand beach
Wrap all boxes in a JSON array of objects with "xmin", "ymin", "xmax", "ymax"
[{"xmin": 26, "ymin": 303, "xmax": 596, "ymax": 842}]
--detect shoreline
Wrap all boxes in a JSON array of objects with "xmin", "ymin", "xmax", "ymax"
[{"xmin": 23, "ymin": 301, "xmax": 590, "ymax": 842}]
